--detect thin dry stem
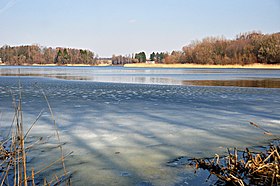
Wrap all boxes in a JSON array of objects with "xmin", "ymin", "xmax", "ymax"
[
  {"xmin": 38, "ymin": 86, "xmax": 67, "ymax": 175},
  {"xmin": 1, "ymin": 81, "xmax": 71, "ymax": 186}
]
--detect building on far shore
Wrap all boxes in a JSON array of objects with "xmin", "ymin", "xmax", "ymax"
[
  {"xmin": 96, "ymin": 58, "xmax": 112, "ymax": 65},
  {"xmin": 146, "ymin": 60, "xmax": 155, "ymax": 64}
]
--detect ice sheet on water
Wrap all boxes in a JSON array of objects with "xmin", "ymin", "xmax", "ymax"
[
  {"xmin": 269, "ymin": 120, "xmax": 280, "ymax": 124},
  {"xmin": 1, "ymin": 76, "xmax": 280, "ymax": 185}
]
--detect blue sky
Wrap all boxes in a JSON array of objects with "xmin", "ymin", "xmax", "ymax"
[{"xmin": 0, "ymin": 0, "xmax": 279, "ymax": 57}]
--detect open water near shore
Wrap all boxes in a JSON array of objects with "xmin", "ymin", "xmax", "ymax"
[{"xmin": 0, "ymin": 66, "xmax": 280, "ymax": 185}]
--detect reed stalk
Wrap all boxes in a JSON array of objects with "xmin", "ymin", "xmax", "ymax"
[
  {"xmin": 188, "ymin": 122, "xmax": 279, "ymax": 186},
  {"xmin": 0, "ymin": 81, "xmax": 72, "ymax": 185}
]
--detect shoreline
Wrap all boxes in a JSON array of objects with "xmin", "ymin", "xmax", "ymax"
[
  {"xmin": 1, "ymin": 63, "xmax": 280, "ymax": 69},
  {"xmin": 124, "ymin": 63, "xmax": 280, "ymax": 69},
  {"xmin": 0, "ymin": 63, "xmax": 112, "ymax": 67}
]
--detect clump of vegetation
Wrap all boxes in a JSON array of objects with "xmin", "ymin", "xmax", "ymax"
[
  {"xmin": 0, "ymin": 84, "xmax": 71, "ymax": 185},
  {"xmin": 188, "ymin": 122, "xmax": 279, "ymax": 186},
  {"xmin": 189, "ymin": 145, "xmax": 279, "ymax": 186}
]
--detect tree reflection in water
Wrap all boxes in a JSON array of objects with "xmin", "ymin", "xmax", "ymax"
[{"xmin": 184, "ymin": 79, "xmax": 280, "ymax": 88}]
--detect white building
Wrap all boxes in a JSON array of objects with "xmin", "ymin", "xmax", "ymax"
[{"xmin": 146, "ymin": 60, "xmax": 155, "ymax": 64}]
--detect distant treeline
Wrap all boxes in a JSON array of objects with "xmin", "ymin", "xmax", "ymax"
[
  {"xmin": 111, "ymin": 52, "xmax": 148, "ymax": 65},
  {"xmin": 0, "ymin": 45, "xmax": 96, "ymax": 65},
  {"xmin": 1, "ymin": 31, "xmax": 279, "ymax": 66},
  {"xmin": 111, "ymin": 52, "xmax": 165, "ymax": 65},
  {"xmin": 129, "ymin": 31, "xmax": 280, "ymax": 65},
  {"xmin": 165, "ymin": 31, "xmax": 280, "ymax": 64}
]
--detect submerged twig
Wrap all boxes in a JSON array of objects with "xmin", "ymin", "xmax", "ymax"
[{"xmin": 249, "ymin": 121, "xmax": 273, "ymax": 136}]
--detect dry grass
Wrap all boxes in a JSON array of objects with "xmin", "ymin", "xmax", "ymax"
[
  {"xmin": 124, "ymin": 63, "xmax": 280, "ymax": 69},
  {"xmin": 188, "ymin": 122, "xmax": 280, "ymax": 186},
  {"xmin": 189, "ymin": 145, "xmax": 280, "ymax": 186},
  {"xmin": 0, "ymin": 81, "xmax": 72, "ymax": 186}
]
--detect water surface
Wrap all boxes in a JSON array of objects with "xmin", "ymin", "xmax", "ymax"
[
  {"xmin": 1, "ymin": 66, "xmax": 280, "ymax": 87},
  {"xmin": 0, "ymin": 66, "xmax": 279, "ymax": 185}
]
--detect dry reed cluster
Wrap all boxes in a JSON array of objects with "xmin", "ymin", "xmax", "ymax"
[
  {"xmin": 189, "ymin": 122, "xmax": 279, "ymax": 186},
  {"xmin": 0, "ymin": 83, "xmax": 71, "ymax": 186}
]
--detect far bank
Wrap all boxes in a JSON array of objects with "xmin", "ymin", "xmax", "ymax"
[
  {"xmin": 124, "ymin": 63, "xmax": 280, "ymax": 69},
  {"xmin": 0, "ymin": 63, "xmax": 112, "ymax": 67}
]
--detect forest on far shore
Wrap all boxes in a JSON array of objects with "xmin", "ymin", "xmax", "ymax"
[
  {"xmin": 164, "ymin": 31, "xmax": 280, "ymax": 65},
  {"xmin": 0, "ymin": 46, "xmax": 96, "ymax": 65},
  {"xmin": 0, "ymin": 31, "xmax": 279, "ymax": 65}
]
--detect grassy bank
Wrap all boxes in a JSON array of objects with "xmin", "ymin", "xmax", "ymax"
[{"xmin": 124, "ymin": 63, "xmax": 280, "ymax": 69}]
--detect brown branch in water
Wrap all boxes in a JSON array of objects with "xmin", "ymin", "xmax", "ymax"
[{"xmin": 249, "ymin": 121, "xmax": 273, "ymax": 136}]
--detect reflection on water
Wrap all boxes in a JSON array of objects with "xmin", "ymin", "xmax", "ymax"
[
  {"xmin": 184, "ymin": 79, "xmax": 280, "ymax": 88},
  {"xmin": 1, "ymin": 66, "xmax": 280, "ymax": 88},
  {"xmin": 0, "ymin": 73, "xmax": 93, "ymax": 81}
]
